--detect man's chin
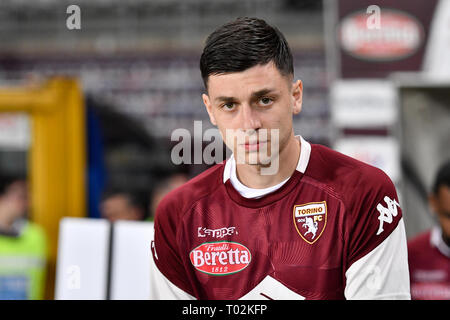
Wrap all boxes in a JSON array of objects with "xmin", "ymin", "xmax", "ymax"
[{"xmin": 236, "ymin": 152, "xmax": 276, "ymax": 166}]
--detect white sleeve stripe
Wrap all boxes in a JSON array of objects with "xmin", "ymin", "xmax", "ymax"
[
  {"xmin": 149, "ymin": 253, "xmax": 196, "ymax": 300},
  {"xmin": 344, "ymin": 218, "xmax": 411, "ymax": 300}
]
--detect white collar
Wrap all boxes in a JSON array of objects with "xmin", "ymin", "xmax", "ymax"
[
  {"xmin": 223, "ymin": 136, "xmax": 311, "ymax": 199},
  {"xmin": 430, "ymin": 226, "xmax": 450, "ymax": 258}
]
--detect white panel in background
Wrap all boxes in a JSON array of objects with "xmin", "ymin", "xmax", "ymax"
[
  {"xmin": 55, "ymin": 218, "xmax": 110, "ymax": 300},
  {"xmin": 334, "ymin": 136, "xmax": 400, "ymax": 184},
  {"xmin": 0, "ymin": 113, "xmax": 30, "ymax": 150},
  {"xmin": 330, "ymin": 80, "xmax": 397, "ymax": 128},
  {"xmin": 110, "ymin": 220, "xmax": 154, "ymax": 300},
  {"xmin": 423, "ymin": 0, "xmax": 450, "ymax": 79}
]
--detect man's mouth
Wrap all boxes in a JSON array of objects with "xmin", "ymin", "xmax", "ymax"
[{"xmin": 241, "ymin": 141, "xmax": 267, "ymax": 151}]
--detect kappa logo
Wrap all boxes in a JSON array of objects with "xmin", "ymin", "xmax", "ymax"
[
  {"xmin": 376, "ymin": 196, "xmax": 400, "ymax": 235},
  {"xmin": 198, "ymin": 226, "xmax": 237, "ymax": 238},
  {"xmin": 293, "ymin": 201, "xmax": 327, "ymax": 244}
]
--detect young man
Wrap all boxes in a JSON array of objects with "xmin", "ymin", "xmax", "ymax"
[
  {"xmin": 0, "ymin": 173, "xmax": 47, "ymax": 299},
  {"xmin": 408, "ymin": 160, "xmax": 450, "ymax": 300},
  {"xmin": 150, "ymin": 17, "xmax": 410, "ymax": 299}
]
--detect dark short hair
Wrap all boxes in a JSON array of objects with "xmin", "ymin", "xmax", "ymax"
[
  {"xmin": 432, "ymin": 160, "xmax": 450, "ymax": 194},
  {"xmin": 101, "ymin": 186, "xmax": 148, "ymax": 219},
  {"xmin": 0, "ymin": 173, "xmax": 26, "ymax": 195},
  {"xmin": 200, "ymin": 17, "xmax": 294, "ymax": 89}
]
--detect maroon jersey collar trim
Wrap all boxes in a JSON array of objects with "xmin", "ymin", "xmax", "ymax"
[{"xmin": 223, "ymin": 168, "xmax": 304, "ymax": 208}]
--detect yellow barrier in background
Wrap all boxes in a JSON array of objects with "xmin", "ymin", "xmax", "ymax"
[{"xmin": 0, "ymin": 77, "xmax": 86, "ymax": 299}]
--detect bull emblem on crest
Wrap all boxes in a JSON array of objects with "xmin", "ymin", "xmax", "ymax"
[{"xmin": 302, "ymin": 217, "xmax": 318, "ymax": 240}]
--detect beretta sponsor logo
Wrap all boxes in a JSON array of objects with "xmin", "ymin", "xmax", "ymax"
[
  {"xmin": 189, "ymin": 241, "xmax": 251, "ymax": 276},
  {"xmin": 293, "ymin": 201, "xmax": 327, "ymax": 244},
  {"xmin": 339, "ymin": 9, "xmax": 424, "ymax": 61}
]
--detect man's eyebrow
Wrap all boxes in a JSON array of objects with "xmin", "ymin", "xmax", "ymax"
[
  {"xmin": 250, "ymin": 88, "xmax": 278, "ymax": 99},
  {"xmin": 214, "ymin": 96, "xmax": 236, "ymax": 102},
  {"xmin": 213, "ymin": 88, "xmax": 278, "ymax": 103}
]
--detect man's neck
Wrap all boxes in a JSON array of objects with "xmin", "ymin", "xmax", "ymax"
[
  {"xmin": 0, "ymin": 209, "xmax": 15, "ymax": 232},
  {"xmin": 235, "ymin": 135, "xmax": 301, "ymax": 189}
]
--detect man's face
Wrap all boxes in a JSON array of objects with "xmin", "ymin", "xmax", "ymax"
[
  {"xmin": 0, "ymin": 180, "xmax": 29, "ymax": 220},
  {"xmin": 430, "ymin": 185, "xmax": 450, "ymax": 241},
  {"xmin": 202, "ymin": 62, "xmax": 302, "ymax": 167},
  {"xmin": 100, "ymin": 194, "xmax": 142, "ymax": 222}
]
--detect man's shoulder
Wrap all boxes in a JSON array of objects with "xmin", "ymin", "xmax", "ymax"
[
  {"xmin": 156, "ymin": 162, "xmax": 225, "ymax": 219},
  {"xmin": 408, "ymin": 229, "xmax": 432, "ymax": 253},
  {"xmin": 306, "ymin": 143, "xmax": 395, "ymax": 199},
  {"xmin": 407, "ymin": 230, "xmax": 436, "ymax": 271}
]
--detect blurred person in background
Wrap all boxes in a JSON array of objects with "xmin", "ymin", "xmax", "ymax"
[
  {"xmin": 100, "ymin": 187, "xmax": 148, "ymax": 222},
  {"xmin": 408, "ymin": 160, "xmax": 450, "ymax": 300},
  {"xmin": 0, "ymin": 173, "xmax": 47, "ymax": 300},
  {"xmin": 148, "ymin": 173, "xmax": 188, "ymax": 221}
]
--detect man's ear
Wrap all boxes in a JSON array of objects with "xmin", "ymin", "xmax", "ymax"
[
  {"xmin": 202, "ymin": 93, "xmax": 217, "ymax": 126},
  {"xmin": 429, "ymin": 194, "xmax": 438, "ymax": 215},
  {"xmin": 292, "ymin": 80, "xmax": 303, "ymax": 115}
]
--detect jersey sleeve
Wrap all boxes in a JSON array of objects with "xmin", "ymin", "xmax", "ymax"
[
  {"xmin": 344, "ymin": 169, "xmax": 411, "ymax": 299},
  {"xmin": 150, "ymin": 196, "xmax": 196, "ymax": 300}
]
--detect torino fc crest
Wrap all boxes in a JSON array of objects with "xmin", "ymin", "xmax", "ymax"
[{"xmin": 293, "ymin": 201, "xmax": 327, "ymax": 244}]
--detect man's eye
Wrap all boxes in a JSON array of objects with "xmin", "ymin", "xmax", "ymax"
[
  {"xmin": 259, "ymin": 97, "xmax": 273, "ymax": 106},
  {"xmin": 222, "ymin": 102, "xmax": 235, "ymax": 110}
]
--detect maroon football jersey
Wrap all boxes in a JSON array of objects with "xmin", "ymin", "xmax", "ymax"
[
  {"xmin": 151, "ymin": 141, "xmax": 407, "ymax": 299},
  {"xmin": 408, "ymin": 228, "xmax": 450, "ymax": 300}
]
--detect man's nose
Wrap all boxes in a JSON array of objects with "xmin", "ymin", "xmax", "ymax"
[{"xmin": 240, "ymin": 104, "xmax": 262, "ymax": 131}]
